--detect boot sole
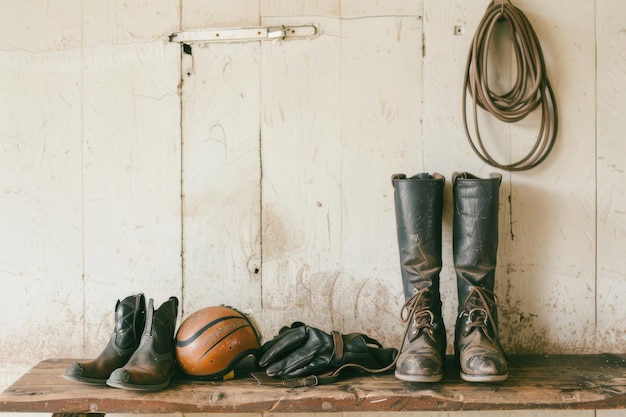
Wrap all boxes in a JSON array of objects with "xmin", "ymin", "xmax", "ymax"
[
  {"xmin": 61, "ymin": 373, "xmax": 107, "ymax": 385},
  {"xmin": 395, "ymin": 370, "xmax": 443, "ymax": 383},
  {"xmin": 460, "ymin": 371, "xmax": 508, "ymax": 382},
  {"xmin": 106, "ymin": 378, "xmax": 171, "ymax": 391}
]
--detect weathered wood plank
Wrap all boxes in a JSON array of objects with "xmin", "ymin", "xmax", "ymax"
[
  {"xmin": 0, "ymin": 0, "xmax": 182, "ymax": 396},
  {"xmin": 82, "ymin": 0, "xmax": 178, "ymax": 45},
  {"xmin": 184, "ymin": 0, "xmax": 260, "ymax": 28},
  {"xmin": 1, "ymin": 357, "xmax": 625, "ymax": 414},
  {"xmin": 258, "ymin": 13, "xmax": 343, "ymax": 334},
  {"xmin": 259, "ymin": 4, "xmax": 424, "ymax": 348},
  {"xmin": 81, "ymin": 42, "xmax": 183, "ymax": 352},
  {"xmin": 500, "ymin": 0, "xmax": 597, "ymax": 354},
  {"xmin": 596, "ymin": 0, "xmax": 626, "ymax": 352},
  {"xmin": 180, "ymin": 0, "xmax": 263, "ymax": 320},
  {"xmin": 336, "ymin": 13, "xmax": 424, "ymax": 347},
  {"xmin": 0, "ymin": 48, "xmax": 84, "ymax": 388}
]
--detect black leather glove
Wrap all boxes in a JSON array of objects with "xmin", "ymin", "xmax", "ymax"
[{"xmin": 258, "ymin": 322, "xmax": 397, "ymax": 380}]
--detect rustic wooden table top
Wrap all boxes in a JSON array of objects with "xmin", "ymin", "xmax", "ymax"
[{"xmin": 1, "ymin": 355, "xmax": 625, "ymax": 415}]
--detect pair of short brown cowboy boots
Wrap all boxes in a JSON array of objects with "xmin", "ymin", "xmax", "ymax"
[
  {"xmin": 62, "ymin": 294, "xmax": 178, "ymax": 391},
  {"xmin": 392, "ymin": 172, "xmax": 508, "ymax": 383}
]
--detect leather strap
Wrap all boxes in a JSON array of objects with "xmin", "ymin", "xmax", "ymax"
[{"xmin": 331, "ymin": 331, "xmax": 344, "ymax": 360}]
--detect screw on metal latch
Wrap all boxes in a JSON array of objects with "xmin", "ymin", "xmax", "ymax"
[{"xmin": 454, "ymin": 25, "xmax": 465, "ymax": 35}]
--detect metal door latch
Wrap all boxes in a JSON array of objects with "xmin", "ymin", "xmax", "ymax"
[{"xmin": 169, "ymin": 25, "xmax": 317, "ymax": 43}]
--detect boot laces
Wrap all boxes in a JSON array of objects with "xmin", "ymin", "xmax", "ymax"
[
  {"xmin": 458, "ymin": 285, "xmax": 519, "ymax": 367},
  {"xmin": 459, "ymin": 286, "xmax": 499, "ymax": 341},
  {"xmin": 401, "ymin": 288, "xmax": 437, "ymax": 341}
]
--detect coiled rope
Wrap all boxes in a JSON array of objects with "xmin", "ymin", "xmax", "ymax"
[{"xmin": 462, "ymin": 0, "xmax": 558, "ymax": 171}]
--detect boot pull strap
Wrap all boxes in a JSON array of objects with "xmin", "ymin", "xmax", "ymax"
[{"xmin": 391, "ymin": 173, "xmax": 406, "ymax": 186}]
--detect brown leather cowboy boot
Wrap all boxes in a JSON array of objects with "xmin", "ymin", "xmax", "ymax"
[
  {"xmin": 106, "ymin": 297, "xmax": 178, "ymax": 391},
  {"xmin": 453, "ymin": 172, "xmax": 508, "ymax": 382},
  {"xmin": 62, "ymin": 294, "xmax": 146, "ymax": 384},
  {"xmin": 392, "ymin": 173, "xmax": 447, "ymax": 382}
]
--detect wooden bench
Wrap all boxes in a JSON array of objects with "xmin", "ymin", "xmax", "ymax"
[{"xmin": 1, "ymin": 354, "xmax": 625, "ymax": 416}]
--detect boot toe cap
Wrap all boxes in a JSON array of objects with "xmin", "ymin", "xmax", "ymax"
[
  {"xmin": 63, "ymin": 362, "xmax": 84, "ymax": 377},
  {"xmin": 107, "ymin": 368, "xmax": 131, "ymax": 386},
  {"xmin": 395, "ymin": 351, "xmax": 444, "ymax": 382},
  {"xmin": 61, "ymin": 362, "xmax": 88, "ymax": 382},
  {"xmin": 62, "ymin": 362, "xmax": 109, "ymax": 385},
  {"xmin": 460, "ymin": 351, "xmax": 508, "ymax": 382}
]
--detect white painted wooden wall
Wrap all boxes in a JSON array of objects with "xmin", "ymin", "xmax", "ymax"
[{"xmin": 1, "ymin": 1, "xmax": 625, "ymax": 416}]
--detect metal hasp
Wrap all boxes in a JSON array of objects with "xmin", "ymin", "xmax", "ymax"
[{"xmin": 169, "ymin": 25, "xmax": 317, "ymax": 43}]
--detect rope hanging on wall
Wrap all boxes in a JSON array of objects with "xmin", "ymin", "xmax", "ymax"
[{"xmin": 462, "ymin": 0, "xmax": 558, "ymax": 171}]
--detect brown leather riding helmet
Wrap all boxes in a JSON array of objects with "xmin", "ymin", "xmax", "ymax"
[{"xmin": 175, "ymin": 305, "xmax": 261, "ymax": 380}]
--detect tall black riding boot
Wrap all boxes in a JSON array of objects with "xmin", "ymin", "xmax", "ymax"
[
  {"xmin": 453, "ymin": 172, "xmax": 508, "ymax": 382},
  {"xmin": 62, "ymin": 294, "xmax": 146, "ymax": 385},
  {"xmin": 107, "ymin": 297, "xmax": 178, "ymax": 391},
  {"xmin": 392, "ymin": 173, "xmax": 446, "ymax": 382}
]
